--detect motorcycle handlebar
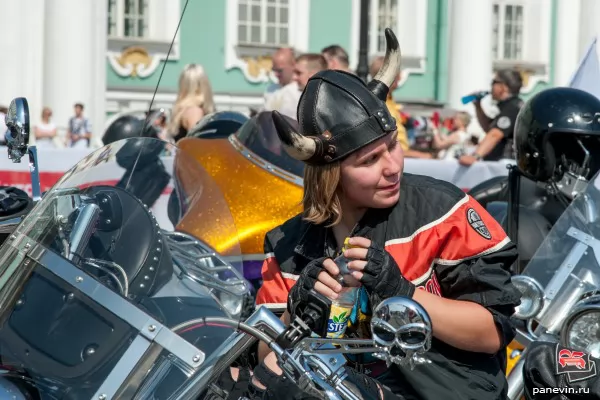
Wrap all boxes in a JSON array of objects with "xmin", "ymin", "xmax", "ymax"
[{"xmin": 174, "ymin": 309, "xmax": 370, "ymax": 400}]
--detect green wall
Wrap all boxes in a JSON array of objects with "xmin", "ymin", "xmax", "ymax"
[{"xmin": 106, "ymin": 0, "xmax": 554, "ymax": 104}]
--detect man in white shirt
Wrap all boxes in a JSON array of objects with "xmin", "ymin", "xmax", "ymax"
[
  {"xmin": 321, "ymin": 45, "xmax": 353, "ymax": 73},
  {"xmin": 263, "ymin": 47, "xmax": 296, "ymax": 113}
]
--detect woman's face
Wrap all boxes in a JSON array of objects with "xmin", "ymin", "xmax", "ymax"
[{"xmin": 339, "ymin": 131, "xmax": 404, "ymax": 209}]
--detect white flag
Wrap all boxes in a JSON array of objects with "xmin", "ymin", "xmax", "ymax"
[{"xmin": 568, "ymin": 37, "xmax": 600, "ymax": 99}]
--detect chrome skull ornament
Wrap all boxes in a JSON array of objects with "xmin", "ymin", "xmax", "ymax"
[{"xmin": 370, "ymin": 297, "xmax": 432, "ymax": 369}]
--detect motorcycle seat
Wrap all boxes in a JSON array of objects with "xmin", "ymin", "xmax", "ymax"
[{"xmin": 469, "ymin": 176, "xmax": 509, "ymax": 209}]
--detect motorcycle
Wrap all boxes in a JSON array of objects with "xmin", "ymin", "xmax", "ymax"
[
  {"xmin": 0, "ymin": 96, "xmax": 433, "ymax": 399},
  {"xmin": 505, "ymin": 163, "xmax": 600, "ymax": 398},
  {"xmin": 468, "ymin": 170, "xmax": 570, "ymax": 273},
  {"xmin": 469, "ymin": 155, "xmax": 592, "ymax": 377}
]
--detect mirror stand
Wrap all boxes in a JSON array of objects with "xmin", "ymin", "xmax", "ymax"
[{"xmin": 26, "ymin": 146, "xmax": 41, "ymax": 202}]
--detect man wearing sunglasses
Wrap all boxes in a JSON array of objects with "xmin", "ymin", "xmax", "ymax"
[{"xmin": 459, "ymin": 69, "xmax": 524, "ymax": 165}]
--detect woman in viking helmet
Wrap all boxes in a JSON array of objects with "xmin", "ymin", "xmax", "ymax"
[{"xmin": 253, "ymin": 29, "xmax": 520, "ymax": 399}]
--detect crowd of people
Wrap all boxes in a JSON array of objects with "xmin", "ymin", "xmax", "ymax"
[
  {"xmin": 0, "ymin": 102, "xmax": 93, "ymax": 149},
  {"xmin": 252, "ymin": 43, "xmax": 525, "ymax": 165},
  {"xmin": 0, "ymin": 43, "xmax": 525, "ymax": 167}
]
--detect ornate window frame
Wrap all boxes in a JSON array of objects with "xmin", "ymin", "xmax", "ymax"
[
  {"xmin": 107, "ymin": 0, "xmax": 181, "ymax": 78},
  {"xmin": 492, "ymin": 0, "xmax": 551, "ymax": 93},
  {"xmin": 350, "ymin": 0, "xmax": 428, "ymax": 87},
  {"xmin": 224, "ymin": 0, "xmax": 310, "ymax": 83}
]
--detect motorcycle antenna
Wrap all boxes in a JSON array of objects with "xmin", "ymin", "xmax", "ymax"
[
  {"xmin": 124, "ymin": 0, "xmax": 190, "ymax": 189},
  {"xmin": 141, "ymin": 0, "xmax": 190, "ymax": 129}
]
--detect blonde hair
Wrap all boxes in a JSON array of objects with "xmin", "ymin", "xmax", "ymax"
[
  {"xmin": 168, "ymin": 64, "xmax": 216, "ymax": 135},
  {"xmin": 302, "ymin": 162, "xmax": 343, "ymax": 226},
  {"xmin": 41, "ymin": 107, "xmax": 52, "ymax": 119},
  {"xmin": 455, "ymin": 111, "xmax": 472, "ymax": 127}
]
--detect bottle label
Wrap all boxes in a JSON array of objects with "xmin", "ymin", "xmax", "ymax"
[{"xmin": 327, "ymin": 303, "xmax": 353, "ymax": 338}]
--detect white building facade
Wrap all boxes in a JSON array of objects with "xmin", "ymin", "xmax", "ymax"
[{"xmin": 0, "ymin": 0, "xmax": 599, "ymax": 146}]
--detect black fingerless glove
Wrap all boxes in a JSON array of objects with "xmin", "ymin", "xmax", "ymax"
[
  {"xmin": 253, "ymin": 361, "xmax": 321, "ymax": 399},
  {"xmin": 360, "ymin": 243, "xmax": 415, "ymax": 308},
  {"xmin": 287, "ymin": 256, "xmax": 327, "ymax": 317}
]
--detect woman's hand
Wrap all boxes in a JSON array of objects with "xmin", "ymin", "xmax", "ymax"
[
  {"xmin": 313, "ymin": 258, "xmax": 343, "ymax": 299},
  {"xmin": 344, "ymin": 236, "xmax": 415, "ymax": 305},
  {"xmin": 287, "ymin": 256, "xmax": 361, "ymax": 317}
]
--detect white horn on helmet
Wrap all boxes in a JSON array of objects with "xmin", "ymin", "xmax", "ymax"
[{"xmin": 271, "ymin": 111, "xmax": 317, "ymax": 161}]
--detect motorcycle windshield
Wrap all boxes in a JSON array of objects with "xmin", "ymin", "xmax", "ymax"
[
  {"xmin": 520, "ymin": 168, "xmax": 600, "ymax": 333},
  {"xmin": 234, "ymin": 111, "xmax": 305, "ymax": 178},
  {"xmin": 0, "ymin": 137, "xmax": 247, "ymax": 399}
]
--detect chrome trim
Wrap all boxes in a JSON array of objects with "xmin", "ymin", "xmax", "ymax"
[
  {"xmin": 173, "ymin": 306, "xmax": 285, "ymax": 400},
  {"xmin": 228, "ymin": 134, "xmax": 303, "ymax": 187},
  {"xmin": 68, "ymin": 203, "xmax": 101, "ymax": 261},
  {"xmin": 507, "ymin": 355, "xmax": 525, "ymax": 400},
  {"xmin": 12, "ymin": 233, "xmax": 206, "ymax": 372},
  {"xmin": 92, "ymin": 334, "xmax": 155, "ymax": 399},
  {"xmin": 511, "ymin": 275, "xmax": 545, "ymax": 320},
  {"xmin": 164, "ymin": 230, "xmax": 249, "ymax": 298},
  {"xmin": 560, "ymin": 293, "xmax": 600, "ymax": 346},
  {"xmin": 28, "ymin": 146, "xmax": 42, "ymax": 202},
  {"xmin": 536, "ymin": 227, "xmax": 600, "ymax": 334}
]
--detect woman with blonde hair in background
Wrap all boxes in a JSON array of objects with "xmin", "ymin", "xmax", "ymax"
[
  {"xmin": 34, "ymin": 107, "xmax": 58, "ymax": 148},
  {"xmin": 168, "ymin": 63, "xmax": 215, "ymax": 142}
]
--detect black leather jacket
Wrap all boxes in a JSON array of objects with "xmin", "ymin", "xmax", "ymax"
[{"xmin": 256, "ymin": 174, "xmax": 521, "ymax": 399}]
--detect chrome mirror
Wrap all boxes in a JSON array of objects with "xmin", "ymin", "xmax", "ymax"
[
  {"xmin": 5, "ymin": 97, "xmax": 30, "ymax": 163},
  {"xmin": 4, "ymin": 97, "xmax": 41, "ymax": 202},
  {"xmin": 512, "ymin": 275, "xmax": 545, "ymax": 320},
  {"xmin": 370, "ymin": 297, "xmax": 432, "ymax": 369}
]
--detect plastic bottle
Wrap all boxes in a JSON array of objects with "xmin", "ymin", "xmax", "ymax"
[
  {"xmin": 326, "ymin": 238, "xmax": 361, "ymax": 339},
  {"xmin": 461, "ymin": 91, "xmax": 489, "ymax": 105}
]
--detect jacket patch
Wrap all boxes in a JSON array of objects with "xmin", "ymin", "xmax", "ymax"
[
  {"xmin": 466, "ymin": 207, "xmax": 492, "ymax": 240},
  {"xmin": 416, "ymin": 270, "xmax": 442, "ymax": 297},
  {"xmin": 555, "ymin": 344, "xmax": 598, "ymax": 383}
]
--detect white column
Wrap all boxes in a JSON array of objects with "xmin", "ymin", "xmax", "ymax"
[
  {"xmin": 43, "ymin": 0, "xmax": 107, "ymax": 148},
  {"xmin": 553, "ymin": 0, "xmax": 582, "ymax": 86},
  {"xmin": 578, "ymin": 0, "xmax": 600, "ymax": 60},
  {"xmin": 447, "ymin": 0, "xmax": 494, "ymax": 111},
  {"xmin": 0, "ymin": 0, "xmax": 46, "ymax": 129}
]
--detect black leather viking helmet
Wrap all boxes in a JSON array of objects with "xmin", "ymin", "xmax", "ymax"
[{"xmin": 272, "ymin": 28, "xmax": 401, "ymax": 165}]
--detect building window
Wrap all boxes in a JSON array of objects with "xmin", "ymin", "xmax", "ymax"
[
  {"xmin": 237, "ymin": 0, "xmax": 290, "ymax": 47},
  {"xmin": 108, "ymin": 0, "xmax": 149, "ymax": 39},
  {"xmin": 493, "ymin": 3, "xmax": 524, "ymax": 60},
  {"xmin": 369, "ymin": 0, "xmax": 398, "ymax": 54}
]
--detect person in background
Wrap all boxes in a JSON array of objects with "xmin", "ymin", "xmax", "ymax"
[
  {"xmin": 369, "ymin": 56, "xmax": 431, "ymax": 159},
  {"xmin": 293, "ymin": 53, "xmax": 328, "ymax": 92},
  {"xmin": 168, "ymin": 63, "xmax": 216, "ymax": 142},
  {"xmin": 459, "ymin": 69, "xmax": 523, "ymax": 165},
  {"xmin": 265, "ymin": 47, "xmax": 296, "ymax": 103},
  {"xmin": 67, "ymin": 103, "xmax": 92, "ymax": 149},
  {"xmin": 264, "ymin": 47, "xmax": 302, "ymax": 120},
  {"xmin": 34, "ymin": 107, "xmax": 57, "ymax": 148},
  {"xmin": 321, "ymin": 45, "xmax": 352, "ymax": 73},
  {"xmin": 432, "ymin": 111, "xmax": 471, "ymax": 160}
]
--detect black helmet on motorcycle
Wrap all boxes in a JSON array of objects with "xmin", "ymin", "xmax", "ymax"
[
  {"xmin": 102, "ymin": 114, "xmax": 144, "ymax": 145},
  {"xmin": 102, "ymin": 109, "xmax": 167, "ymax": 145},
  {"xmin": 514, "ymin": 87, "xmax": 600, "ymax": 182},
  {"xmin": 187, "ymin": 111, "xmax": 249, "ymax": 139}
]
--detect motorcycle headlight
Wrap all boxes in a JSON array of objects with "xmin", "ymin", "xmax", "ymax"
[
  {"xmin": 512, "ymin": 275, "xmax": 544, "ymax": 320},
  {"xmin": 561, "ymin": 293, "xmax": 600, "ymax": 358},
  {"xmin": 217, "ymin": 278, "xmax": 249, "ymax": 317},
  {"xmin": 219, "ymin": 291, "xmax": 243, "ymax": 316}
]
